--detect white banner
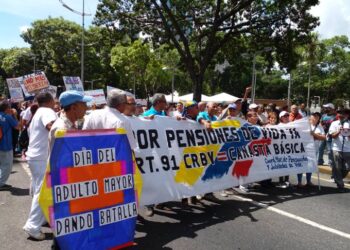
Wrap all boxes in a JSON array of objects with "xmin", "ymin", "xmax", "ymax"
[
  {"xmin": 6, "ymin": 78, "xmax": 24, "ymax": 102},
  {"xmin": 63, "ymin": 76, "xmax": 84, "ymax": 92},
  {"xmin": 129, "ymin": 117, "xmax": 317, "ymax": 206},
  {"xmin": 84, "ymin": 89, "xmax": 106, "ymax": 106}
]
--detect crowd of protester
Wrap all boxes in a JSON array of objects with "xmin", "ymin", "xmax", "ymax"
[{"xmin": 0, "ymin": 85, "xmax": 349, "ymax": 243}]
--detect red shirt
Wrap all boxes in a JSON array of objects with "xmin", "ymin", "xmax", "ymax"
[{"xmin": 289, "ymin": 112, "xmax": 302, "ymax": 122}]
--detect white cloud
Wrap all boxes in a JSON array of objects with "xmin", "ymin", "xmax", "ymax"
[
  {"xmin": 19, "ymin": 25, "xmax": 30, "ymax": 33},
  {"xmin": 311, "ymin": 0, "xmax": 350, "ymax": 39}
]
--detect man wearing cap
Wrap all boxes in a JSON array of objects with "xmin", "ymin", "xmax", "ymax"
[
  {"xmin": 49, "ymin": 90, "xmax": 92, "ymax": 147},
  {"xmin": 328, "ymin": 109, "xmax": 350, "ymax": 192},
  {"xmin": 49, "ymin": 90, "xmax": 91, "ymax": 248},
  {"xmin": 319, "ymin": 103, "xmax": 337, "ymax": 166},
  {"xmin": 23, "ymin": 93, "xmax": 57, "ymax": 240}
]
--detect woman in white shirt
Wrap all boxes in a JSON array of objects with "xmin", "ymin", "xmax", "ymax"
[{"xmin": 297, "ymin": 112, "xmax": 326, "ymax": 187}]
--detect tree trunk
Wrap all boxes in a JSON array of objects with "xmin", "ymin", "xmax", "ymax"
[{"xmin": 192, "ymin": 73, "xmax": 204, "ymax": 102}]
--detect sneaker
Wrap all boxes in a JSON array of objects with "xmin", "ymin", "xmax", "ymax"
[
  {"xmin": 0, "ymin": 184, "xmax": 12, "ymax": 191},
  {"xmin": 224, "ymin": 188, "xmax": 235, "ymax": 195},
  {"xmin": 220, "ymin": 191, "xmax": 228, "ymax": 197},
  {"xmin": 239, "ymin": 185, "xmax": 249, "ymax": 193},
  {"xmin": 204, "ymin": 193, "xmax": 218, "ymax": 201},
  {"xmin": 187, "ymin": 197, "xmax": 196, "ymax": 205},
  {"xmin": 144, "ymin": 206, "xmax": 154, "ymax": 217},
  {"xmin": 196, "ymin": 195, "xmax": 203, "ymax": 200},
  {"xmin": 23, "ymin": 227, "xmax": 45, "ymax": 241}
]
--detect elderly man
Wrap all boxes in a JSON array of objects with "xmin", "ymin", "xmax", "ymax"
[
  {"xmin": 196, "ymin": 102, "xmax": 218, "ymax": 130},
  {"xmin": 0, "ymin": 100, "xmax": 20, "ymax": 190},
  {"xmin": 123, "ymin": 93, "xmax": 137, "ymax": 117},
  {"xmin": 143, "ymin": 93, "xmax": 167, "ymax": 117},
  {"xmin": 83, "ymin": 89, "xmax": 136, "ymax": 150},
  {"xmin": 23, "ymin": 93, "xmax": 57, "ymax": 240},
  {"xmin": 289, "ymin": 104, "xmax": 303, "ymax": 122}
]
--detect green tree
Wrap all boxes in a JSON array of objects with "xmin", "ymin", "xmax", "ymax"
[{"xmin": 95, "ymin": 0, "xmax": 319, "ymax": 101}]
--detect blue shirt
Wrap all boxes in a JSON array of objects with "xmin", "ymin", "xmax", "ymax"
[
  {"xmin": 142, "ymin": 106, "xmax": 166, "ymax": 117},
  {"xmin": 196, "ymin": 111, "xmax": 217, "ymax": 122},
  {"xmin": 0, "ymin": 112, "xmax": 18, "ymax": 151}
]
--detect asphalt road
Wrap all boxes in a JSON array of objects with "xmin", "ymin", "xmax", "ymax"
[{"xmin": 0, "ymin": 158, "xmax": 349, "ymax": 250}]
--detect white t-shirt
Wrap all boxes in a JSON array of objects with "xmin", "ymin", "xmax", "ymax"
[
  {"xmin": 328, "ymin": 120, "xmax": 350, "ymax": 152},
  {"xmin": 83, "ymin": 107, "xmax": 136, "ymax": 150},
  {"xmin": 26, "ymin": 107, "xmax": 58, "ymax": 161},
  {"xmin": 311, "ymin": 124, "xmax": 325, "ymax": 150},
  {"xmin": 21, "ymin": 107, "xmax": 32, "ymax": 121}
]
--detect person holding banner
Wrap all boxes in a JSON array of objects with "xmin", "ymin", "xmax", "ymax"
[
  {"xmin": 297, "ymin": 112, "xmax": 326, "ymax": 187},
  {"xmin": 142, "ymin": 93, "xmax": 167, "ymax": 117},
  {"xmin": 83, "ymin": 88, "xmax": 136, "ymax": 149},
  {"xmin": 48, "ymin": 90, "xmax": 92, "ymax": 249},
  {"xmin": 278, "ymin": 111, "xmax": 291, "ymax": 188},
  {"xmin": 23, "ymin": 93, "xmax": 57, "ymax": 240},
  {"xmin": 0, "ymin": 100, "xmax": 20, "ymax": 190},
  {"xmin": 49, "ymin": 91, "xmax": 92, "ymax": 146},
  {"xmin": 328, "ymin": 109, "xmax": 350, "ymax": 192}
]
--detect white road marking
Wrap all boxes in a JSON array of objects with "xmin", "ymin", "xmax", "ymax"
[
  {"xmin": 232, "ymin": 194, "xmax": 350, "ymax": 240},
  {"xmin": 20, "ymin": 162, "xmax": 31, "ymax": 177}
]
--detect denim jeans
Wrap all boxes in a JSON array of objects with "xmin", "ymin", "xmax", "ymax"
[{"xmin": 318, "ymin": 138, "xmax": 334, "ymax": 166}]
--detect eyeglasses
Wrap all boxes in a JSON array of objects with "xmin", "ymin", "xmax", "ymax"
[{"xmin": 127, "ymin": 102, "xmax": 136, "ymax": 106}]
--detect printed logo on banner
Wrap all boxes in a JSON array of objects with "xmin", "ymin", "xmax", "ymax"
[{"xmin": 39, "ymin": 130, "xmax": 138, "ymax": 250}]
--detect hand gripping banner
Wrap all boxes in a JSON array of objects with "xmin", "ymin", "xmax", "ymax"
[{"xmin": 39, "ymin": 129, "xmax": 141, "ymax": 250}]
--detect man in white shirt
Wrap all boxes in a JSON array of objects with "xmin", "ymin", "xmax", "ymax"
[
  {"xmin": 83, "ymin": 89, "xmax": 136, "ymax": 150},
  {"xmin": 23, "ymin": 93, "xmax": 57, "ymax": 240},
  {"xmin": 328, "ymin": 109, "xmax": 350, "ymax": 192}
]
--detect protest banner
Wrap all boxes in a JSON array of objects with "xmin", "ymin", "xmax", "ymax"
[
  {"xmin": 23, "ymin": 72, "xmax": 50, "ymax": 93},
  {"xmin": 6, "ymin": 78, "xmax": 24, "ymax": 102},
  {"xmin": 128, "ymin": 117, "xmax": 317, "ymax": 206},
  {"xmin": 39, "ymin": 129, "xmax": 139, "ymax": 250},
  {"xmin": 84, "ymin": 89, "xmax": 106, "ymax": 106},
  {"xmin": 63, "ymin": 76, "xmax": 84, "ymax": 92}
]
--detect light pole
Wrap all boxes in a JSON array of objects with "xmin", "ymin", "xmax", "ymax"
[
  {"xmin": 162, "ymin": 66, "xmax": 175, "ymax": 103},
  {"xmin": 249, "ymin": 47, "xmax": 272, "ymax": 103},
  {"xmin": 59, "ymin": 0, "xmax": 91, "ymax": 84},
  {"xmin": 85, "ymin": 79, "xmax": 102, "ymax": 90}
]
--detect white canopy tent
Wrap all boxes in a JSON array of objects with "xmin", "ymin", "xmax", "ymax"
[
  {"xmin": 165, "ymin": 91, "xmax": 180, "ymax": 103},
  {"xmin": 178, "ymin": 93, "xmax": 211, "ymax": 102},
  {"xmin": 207, "ymin": 92, "xmax": 239, "ymax": 103}
]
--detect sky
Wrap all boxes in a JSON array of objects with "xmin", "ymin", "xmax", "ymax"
[{"xmin": 0, "ymin": 0, "xmax": 350, "ymax": 49}]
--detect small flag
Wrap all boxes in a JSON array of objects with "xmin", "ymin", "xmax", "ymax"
[{"xmin": 217, "ymin": 151, "xmax": 228, "ymax": 161}]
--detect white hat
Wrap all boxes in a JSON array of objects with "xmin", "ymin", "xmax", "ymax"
[
  {"xmin": 232, "ymin": 97, "xmax": 242, "ymax": 103},
  {"xmin": 279, "ymin": 111, "xmax": 289, "ymax": 118},
  {"xmin": 249, "ymin": 103, "xmax": 258, "ymax": 109},
  {"xmin": 322, "ymin": 103, "xmax": 335, "ymax": 109}
]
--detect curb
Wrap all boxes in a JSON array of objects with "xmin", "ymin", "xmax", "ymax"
[{"xmin": 318, "ymin": 165, "xmax": 350, "ymax": 179}]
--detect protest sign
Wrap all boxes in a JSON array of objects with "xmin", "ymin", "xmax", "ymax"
[
  {"xmin": 84, "ymin": 89, "xmax": 106, "ymax": 106},
  {"xmin": 39, "ymin": 129, "xmax": 138, "ymax": 250},
  {"xmin": 40, "ymin": 85, "xmax": 57, "ymax": 98},
  {"xmin": 63, "ymin": 76, "xmax": 84, "ymax": 92},
  {"xmin": 16, "ymin": 76, "xmax": 34, "ymax": 98},
  {"xmin": 6, "ymin": 78, "xmax": 24, "ymax": 102},
  {"xmin": 128, "ymin": 117, "xmax": 317, "ymax": 206},
  {"xmin": 23, "ymin": 72, "xmax": 50, "ymax": 93}
]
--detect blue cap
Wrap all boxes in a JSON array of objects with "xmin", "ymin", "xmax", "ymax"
[
  {"xmin": 228, "ymin": 103, "xmax": 237, "ymax": 109},
  {"xmin": 59, "ymin": 90, "xmax": 93, "ymax": 108}
]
